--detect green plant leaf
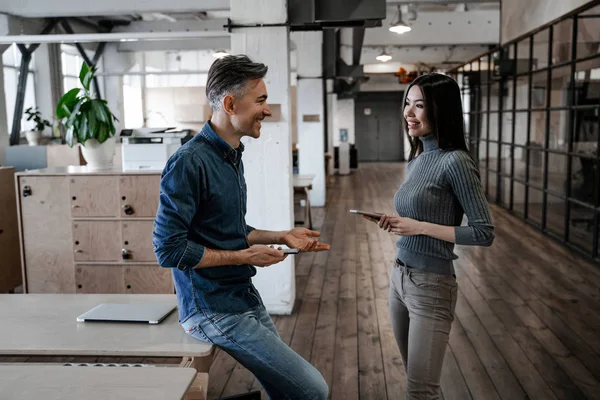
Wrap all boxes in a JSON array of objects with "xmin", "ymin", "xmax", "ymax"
[
  {"xmin": 65, "ymin": 125, "xmax": 75, "ymax": 147},
  {"xmin": 97, "ymin": 124, "xmax": 108, "ymax": 143},
  {"xmin": 88, "ymin": 109, "xmax": 97, "ymax": 137},
  {"xmin": 79, "ymin": 63, "xmax": 93, "ymax": 91},
  {"xmin": 56, "ymin": 88, "xmax": 80, "ymax": 119},
  {"xmin": 79, "ymin": 113, "xmax": 89, "ymax": 142},
  {"xmin": 91, "ymin": 100, "xmax": 108, "ymax": 123},
  {"xmin": 66, "ymin": 99, "xmax": 84, "ymax": 129}
]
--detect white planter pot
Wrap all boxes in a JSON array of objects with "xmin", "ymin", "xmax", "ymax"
[
  {"xmin": 25, "ymin": 131, "xmax": 42, "ymax": 146},
  {"xmin": 80, "ymin": 137, "xmax": 116, "ymax": 170}
]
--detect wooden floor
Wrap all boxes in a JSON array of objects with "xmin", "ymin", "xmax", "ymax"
[{"xmin": 208, "ymin": 162, "xmax": 600, "ymax": 400}]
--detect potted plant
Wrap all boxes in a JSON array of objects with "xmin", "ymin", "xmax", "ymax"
[
  {"xmin": 56, "ymin": 62, "xmax": 118, "ymax": 169},
  {"xmin": 23, "ymin": 107, "xmax": 51, "ymax": 146}
]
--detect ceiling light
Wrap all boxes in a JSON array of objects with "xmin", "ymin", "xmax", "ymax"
[
  {"xmin": 212, "ymin": 49, "xmax": 229, "ymax": 58},
  {"xmin": 389, "ymin": 6, "xmax": 412, "ymax": 34},
  {"xmin": 376, "ymin": 50, "xmax": 392, "ymax": 62}
]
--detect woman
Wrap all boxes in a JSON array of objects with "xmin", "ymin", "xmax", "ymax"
[{"xmin": 366, "ymin": 73, "xmax": 494, "ymax": 399}]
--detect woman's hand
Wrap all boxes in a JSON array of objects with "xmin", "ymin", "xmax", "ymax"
[{"xmin": 371, "ymin": 214, "xmax": 424, "ymax": 237}]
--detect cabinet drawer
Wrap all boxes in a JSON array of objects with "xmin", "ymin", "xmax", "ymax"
[
  {"xmin": 121, "ymin": 221, "xmax": 155, "ymax": 262},
  {"xmin": 119, "ymin": 175, "xmax": 161, "ymax": 217},
  {"xmin": 19, "ymin": 176, "xmax": 75, "ymax": 293},
  {"xmin": 70, "ymin": 176, "xmax": 119, "ymax": 217},
  {"xmin": 75, "ymin": 265, "xmax": 126, "ymax": 293},
  {"xmin": 124, "ymin": 265, "xmax": 173, "ymax": 294},
  {"xmin": 73, "ymin": 221, "xmax": 122, "ymax": 261}
]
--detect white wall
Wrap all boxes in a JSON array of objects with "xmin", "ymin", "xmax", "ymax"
[
  {"xmin": 296, "ymin": 31, "xmax": 325, "ymax": 206},
  {"xmin": 502, "ymin": 0, "xmax": 590, "ymax": 44},
  {"xmin": 361, "ymin": 74, "xmax": 407, "ymax": 92}
]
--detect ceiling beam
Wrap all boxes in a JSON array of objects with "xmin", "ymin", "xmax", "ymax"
[
  {"xmin": 387, "ymin": 0, "xmax": 498, "ymax": 4},
  {"xmin": 117, "ymin": 37, "xmax": 230, "ymax": 52},
  {"xmin": 0, "ymin": 30, "xmax": 227, "ymax": 44},
  {"xmin": 111, "ymin": 18, "xmax": 228, "ymax": 33},
  {"xmin": 0, "ymin": 0, "xmax": 229, "ymax": 18},
  {"xmin": 365, "ymin": 9, "xmax": 499, "ymax": 46}
]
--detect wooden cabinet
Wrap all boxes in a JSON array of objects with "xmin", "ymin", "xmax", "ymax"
[
  {"xmin": 16, "ymin": 167, "xmax": 172, "ymax": 294},
  {"xmin": 0, "ymin": 167, "xmax": 22, "ymax": 292}
]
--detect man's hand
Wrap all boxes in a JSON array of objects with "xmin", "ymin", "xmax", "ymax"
[
  {"xmin": 282, "ymin": 228, "xmax": 331, "ymax": 252},
  {"xmin": 242, "ymin": 245, "xmax": 287, "ymax": 267}
]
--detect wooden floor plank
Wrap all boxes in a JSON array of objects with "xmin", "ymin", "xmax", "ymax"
[
  {"xmin": 375, "ymin": 298, "xmax": 406, "ymax": 399},
  {"xmin": 455, "ymin": 264, "xmax": 558, "ymax": 400},
  {"xmin": 311, "ymin": 201, "xmax": 349, "ymax": 393},
  {"xmin": 331, "ymin": 298, "xmax": 359, "ymax": 400},
  {"xmin": 448, "ymin": 316, "xmax": 500, "ymax": 400},
  {"xmin": 454, "ymin": 291, "xmax": 528, "ymax": 400},
  {"xmin": 440, "ymin": 346, "xmax": 472, "ymax": 400},
  {"xmin": 357, "ymin": 233, "xmax": 388, "ymax": 400}
]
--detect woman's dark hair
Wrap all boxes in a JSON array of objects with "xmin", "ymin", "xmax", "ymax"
[
  {"xmin": 403, "ymin": 73, "xmax": 469, "ymax": 161},
  {"xmin": 206, "ymin": 54, "xmax": 268, "ymax": 111}
]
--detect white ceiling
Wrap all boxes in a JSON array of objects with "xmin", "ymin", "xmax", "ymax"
[{"xmin": 0, "ymin": 0, "xmax": 500, "ymax": 72}]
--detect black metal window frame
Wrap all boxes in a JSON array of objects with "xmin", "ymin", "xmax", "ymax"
[{"xmin": 449, "ymin": 1, "xmax": 600, "ymax": 264}]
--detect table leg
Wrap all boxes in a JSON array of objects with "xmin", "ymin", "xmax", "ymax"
[
  {"xmin": 304, "ymin": 188, "xmax": 313, "ymax": 230},
  {"xmin": 184, "ymin": 349, "xmax": 217, "ymax": 400}
]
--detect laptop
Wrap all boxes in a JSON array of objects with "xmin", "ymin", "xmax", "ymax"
[{"xmin": 76, "ymin": 303, "xmax": 177, "ymax": 324}]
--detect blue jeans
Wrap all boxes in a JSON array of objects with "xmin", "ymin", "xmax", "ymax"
[{"xmin": 182, "ymin": 305, "xmax": 329, "ymax": 400}]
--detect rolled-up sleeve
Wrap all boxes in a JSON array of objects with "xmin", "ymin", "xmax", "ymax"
[
  {"xmin": 446, "ymin": 151, "xmax": 495, "ymax": 247},
  {"xmin": 153, "ymin": 150, "xmax": 205, "ymax": 270}
]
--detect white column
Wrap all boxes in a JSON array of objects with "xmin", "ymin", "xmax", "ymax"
[
  {"xmin": 333, "ymin": 97, "xmax": 355, "ymax": 174},
  {"xmin": 32, "ymin": 44, "xmax": 55, "ymax": 139},
  {"xmin": 296, "ymin": 31, "xmax": 325, "ymax": 206},
  {"xmin": 231, "ymin": 0, "xmax": 294, "ymax": 315},
  {"xmin": 326, "ymin": 80, "xmax": 335, "ymax": 175},
  {"xmin": 0, "ymin": 63, "xmax": 8, "ymax": 165},
  {"xmin": 102, "ymin": 44, "xmax": 130, "ymax": 133}
]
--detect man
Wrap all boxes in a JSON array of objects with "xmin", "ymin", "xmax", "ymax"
[{"xmin": 153, "ymin": 54, "xmax": 330, "ymax": 400}]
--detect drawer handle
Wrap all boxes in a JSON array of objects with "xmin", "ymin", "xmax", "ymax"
[
  {"xmin": 122, "ymin": 204, "xmax": 134, "ymax": 215},
  {"xmin": 122, "ymin": 249, "xmax": 131, "ymax": 260},
  {"xmin": 72, "ymin": 205, "xmax": 80, "ymax": 209},
  {"xmin": 74, "ymin": 249, "xmax": 83, "ymax": 253}
]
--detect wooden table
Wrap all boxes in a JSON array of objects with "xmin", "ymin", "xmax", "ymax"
[
  {"xmin": 0, "ymin": 365, "xmax": 197, "ymax": 400},
  {"xmin": 0, "ymin": 294, "xmax": 214, "ymax": 400},
  {"xmin": 293, "ymin": 174, "xmax": 315, "ymax": 229}
]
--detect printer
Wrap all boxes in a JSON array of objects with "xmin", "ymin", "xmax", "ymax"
[{"xmin": 120, "ymin": 127, "xmax": 193, "ymax": 171}]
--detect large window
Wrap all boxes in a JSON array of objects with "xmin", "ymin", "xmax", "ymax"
[
  {"xmin": 2, "ymin": 44, "xmax": 37, "ymax": 134},
  {"xmin": 119, "ymin": 51, "xmax": 209, "ymax": 130},
  {"xmin": 451, "ymin": 3, "xmax": 600, "ymax": 263}
]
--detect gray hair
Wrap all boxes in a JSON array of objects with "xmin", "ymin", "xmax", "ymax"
[{"xmin": 206, "ymin": 54, "xmax": 268, "ymax": 112}]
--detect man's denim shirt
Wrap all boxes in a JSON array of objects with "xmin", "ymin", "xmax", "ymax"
[{"xmin": 153, "ymin": 121, "xmax": 261, "ymax": 323}]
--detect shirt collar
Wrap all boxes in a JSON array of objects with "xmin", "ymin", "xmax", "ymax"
[{"xmin": 199, "ymin": 121, "xmax": 244, "ymax": 163}]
